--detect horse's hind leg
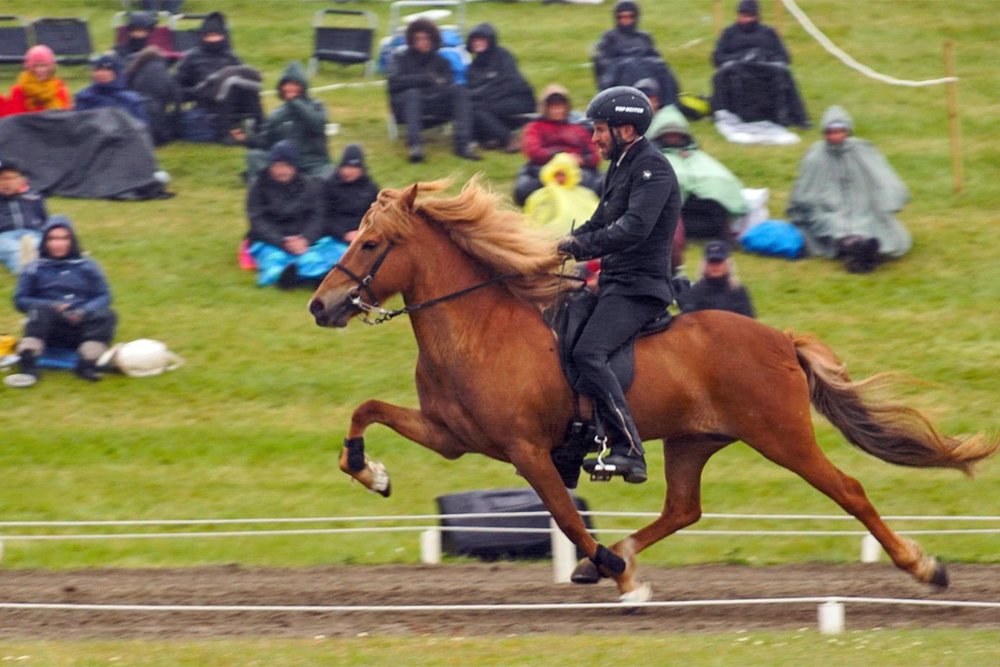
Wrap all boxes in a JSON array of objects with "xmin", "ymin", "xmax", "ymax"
[
  {"xmin": 747, "ymin": 425, "xmax": 948, "ymax": 588},
  {"xmin": 341, "ymin": 400, "xmax": 466, "ymax": 496},
  {"xmin": 572, "ymin": 438, "xmax": 727, "ymax": 595}
]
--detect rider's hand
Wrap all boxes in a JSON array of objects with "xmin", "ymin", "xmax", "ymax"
[{"xmin": 557, "ymin": 236, "xmax": 581, "ymax": 259}]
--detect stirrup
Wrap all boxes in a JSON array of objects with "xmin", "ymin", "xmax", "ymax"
[{"xmin": 585, "ymin": 436, "xmax": 615, "ymax": 482}]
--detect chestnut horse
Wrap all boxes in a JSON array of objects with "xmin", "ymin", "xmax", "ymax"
[{"xmin": 308, "ymin": 179, "xmax": 997, "ymax": 602}]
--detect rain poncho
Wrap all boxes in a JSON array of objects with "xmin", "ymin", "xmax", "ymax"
[
  {"xmin": 787, "ymin": 106, "xmax": 911, "ymax": 258},
  {"xmin": 647, "ymin": 105, "xmax": 747, "ymax": 216},
  {"xmin": 523, "ymin": 153, "xmax": 599, "ymax": 239}
]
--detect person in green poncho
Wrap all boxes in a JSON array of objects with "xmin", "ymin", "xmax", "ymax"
[
  {"xmin": 646, "ymin": 103, "xmax": 748, "ymax": 239},
  {"xmin": 787, "ymin": 106, "xmax": 911, "ymax": 273}
]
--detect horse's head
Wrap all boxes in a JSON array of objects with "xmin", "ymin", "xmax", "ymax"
[{"xmin": 308, "ymin": 184, "xmax": 421, "ymax": 328}]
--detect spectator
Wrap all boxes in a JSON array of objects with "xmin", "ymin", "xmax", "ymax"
[
  {"xmin": 710, "ymin": 0, "xmax": 808, "ymax": 127},
  {"xmin": 5, "ymin": 46, "xmax": 72, "ymax": 115},
  {"xmin": 0, "ymin": 159, "xmax": 47, "ymax": 273},
  {"xmin": 173, "ymin": 12, "xmax": 263, "ymax": 143},
  {"xmin": 113, "ymin": 11, "xmax": 158, "ymax": 64},
  {"xmin": 787, "ymin": 106, "xmax": 911, "ymax": 273},
  {"xmin": 74, "ymin": 54, "xmax": 150, "ymax": 126},
  {"xmin": 238, "ymin": 62, "xmax": 331, "ymax": 179},
  {"xmin": 465, "ymin": 23, "xmax": 535, "ymax": 153},
  {"xmin": 523, "ymin": 152, "xmax": 599, "ymax": 239},
  {"xmin": 323, "ymin": 144, "xmax": 379, "ymax": 244},
  {"xmin": 9, "ymin": 216, "xmax": 116, "ymax": 387},
  {"xmin": 593, "ymin": 1, "xmax": 679, "ymax": 106},
  {"xmin": 681, "ymin": 241, "xmax": 755, "ymax": 318},
  {"xmin": 387, "ymin": 19, "xmax": 480, "ymax": 163},
  {"xmin": 246, "ymin": 141, "xmax": 341, "ymax": 289},
  {"xmin": 514, "ymin": 85, "xmax": 601, "ymax": 206},
  {"xmin": 647, "ymin": 104, "xmax": 748, "ymax": 239}
]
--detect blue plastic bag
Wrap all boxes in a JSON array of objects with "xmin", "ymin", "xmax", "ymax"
[{"xmin": 740, "ymin": 220, "xmax": 805, "ymax": 259}]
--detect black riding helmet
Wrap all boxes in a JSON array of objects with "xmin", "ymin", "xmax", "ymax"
[{"xmin": 586, "ymin": 86, "xmax": 653, "ymax": 136}]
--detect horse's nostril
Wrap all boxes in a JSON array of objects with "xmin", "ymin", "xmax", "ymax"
[{"xmin": 309, "ymin": 299, "xmax": 324, "ymax": 315}]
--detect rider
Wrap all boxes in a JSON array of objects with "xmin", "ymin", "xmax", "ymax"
[{"xmin": 558, "ymin": 86, "xmax": 680, "ymax": 484}]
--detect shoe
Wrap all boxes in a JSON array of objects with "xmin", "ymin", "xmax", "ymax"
[
  {"xmin": 454, "ymin": 144, "xmax": 481, "ymax": 161},
  {"xmin": 503, "ymin": 136, "xmax": 522, "ymax": 154},
  {"xmin": 408, "ymin": 145, "xmax": 425, "ymax": 163},
  {"xmin": 480, "ymin": 139, "xmax": 502, "ymax": 150},
  {"xmin": 582, "ymin": 452, "xmax": 647, "ymax": 484},
  {"xmin": 74, "ymin": 358, "xmax": 101, "ymax": 383},
  {"xmin": 277, "ymin": 263, "xmax": 299, "ymax": 290}
]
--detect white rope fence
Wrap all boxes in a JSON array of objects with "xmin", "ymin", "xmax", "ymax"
[{"xmin": 779, "ymin": 0, "xmax": 956, "ymax": 87}]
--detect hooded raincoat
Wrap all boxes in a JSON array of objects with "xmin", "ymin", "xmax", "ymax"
[{"xmin": 74, "ymin": 55, "xmax": 150, "ymax": 125}]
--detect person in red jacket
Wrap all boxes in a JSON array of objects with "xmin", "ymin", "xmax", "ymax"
[
  {"xmin": 514, "ymin": 85, "xmax": 602, "ymax": 206},
  {"xmin": 5, "ymin": 46, "xmax": 72, "ymax": 115}
]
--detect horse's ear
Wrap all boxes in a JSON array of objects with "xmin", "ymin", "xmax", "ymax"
[{"xmin": 402, "ymin": 184, "xmax": 419, "ymax": 211}]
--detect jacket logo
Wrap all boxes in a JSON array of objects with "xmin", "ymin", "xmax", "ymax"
[{"xmin": 642, "ymin": 170, "xmax": 652, "ymax": 179}]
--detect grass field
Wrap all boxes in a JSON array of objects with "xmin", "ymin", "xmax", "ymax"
[{"xmin": 0, "ymin": 0, "xmax": 998, "ymax": 662}]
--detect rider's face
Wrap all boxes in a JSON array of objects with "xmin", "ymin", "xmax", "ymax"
[{"xmin": 592, "ymin": 121, "xmax": 613, "ymax": 159}]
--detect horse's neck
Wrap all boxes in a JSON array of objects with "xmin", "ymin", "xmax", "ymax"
[{"xmin": 404, "ymin": 229, "xmax": 549, "ymax": 368}]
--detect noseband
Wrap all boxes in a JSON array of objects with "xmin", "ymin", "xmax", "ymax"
[{"xmin": 331, "ymin": 240, "xmax": 517, "ymax": 326}]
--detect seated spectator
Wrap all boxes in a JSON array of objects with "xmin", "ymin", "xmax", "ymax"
[
  {"xmin": 0, "ymin": 159, "xmax": 47, "ymax": 273},
  {"xmin": 323, "ymin": 144, "xmax": 379, "ymax": 244},
  {"xmin": 514, "ymin": 85, "xmax": 601, "ymax": 207},
  {"xmin": 787, "ymin": 106, "xmax": 911, "ymax": 273},
  {"xmin": 647, "ymin": 104, "xmax": 748, "ymax": 239},
  {"xmin": 465, "ymin": 23, "xmax": 535, "ymax": 153},
  {"xmin": 387, "ymin": 19, "xmax": 480, "ymax": 163},
  {"xmin": 5, "ymin": 46, "xmax": 72, "ymax": 115},
  {"xmin": 113, "ymin": 11, "xmax": 159, "ymax": 64},
  {"xmin": 173, "ymin": 12, "xmax": 263, "ymax": 143},
  {"xmin": 246, "ymin": 142, "xmax": 341, "ymax": 289},
  {"xmin": 523, "ymin": 152, "xmax": 599, "ymax": 239},
  {"xmin": 74, "ymin": 54, "xmax": 150, "ymax": 127},
  {"xmin": 9, "ymin": 216, "xmax": 116, "ymax": 387},
  {"xmin": 593, "ymin": 2, "xmax": 679, "ymax": 106},
  {"xmin": 681, "ymin": 241, "xmax": 755, "ymax": 318},
  {"xmin": 238, "ymin": 62, "xmax": 331, "ymax": 179},
  {"xmin": 710, "ymin": 0, "xmax": 808, "ymax": 128}
]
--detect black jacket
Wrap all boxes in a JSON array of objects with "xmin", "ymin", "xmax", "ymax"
[
  {"xmin": 323, "ymin": 172, "xmax": 379, "ymax": 241},
  {"xmin": 0, "ymin": 187, "xmax": 47, "ymax": 235},
  {"xmin": 246, "ymin": 172, "xmax": 325, "ymax": 247},
  {"xmin": 465, "ymin": 23, "xmax": 534, "ymax": 106},
  {"xmin": 571, "ymin": 137, "xmax": 680, "ymax": 302},
  {"xmin": 173, "ymin": 45, "xmax": 243, "ymax": 102},
  {"xmin": 387, "ymin": 49, "xmax": 454, "ymax": 96},
  {"xmin": 712, "ymin": 22, "xmax": 789, "ymax": 67},
  {"xmin": 682, "ymin": 277, "xmax": 755, "ymax": 318}
]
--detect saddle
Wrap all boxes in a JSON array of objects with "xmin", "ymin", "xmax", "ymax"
[{"xmin": 549, "ymin": 287, "xmax": 674, "ymax": 488}]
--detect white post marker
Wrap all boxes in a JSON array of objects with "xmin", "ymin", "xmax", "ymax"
[
  {"xmin": 818, "ymin": 600, "xmax": 845, "ymax": 634},
  {"xmin": 550, "ymin": 518, "xmax": 576, "ymax": 583},
  {"xmin": 0, "ymin": 540, "xmax": 4, "ymax": 565},
  {"xmin": 860, "ymin": 533, "xmax": 881, "ymax": 563},
  {"xmin": 420, "ymin": 528, "xmax": 441, "ymax": 565}
]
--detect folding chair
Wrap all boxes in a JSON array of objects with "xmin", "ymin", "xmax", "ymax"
[
  {"xmin": 309, "ymin": 8, "xmax": 377, "ymax": 78},
  {"xmin": 0, "ymin": 15, "xmax": 30, "ymax": 66},
  {"xmin": 111, "ymin": 11, "xmax": 184, "ymax": 62},
  {"xmin": 32, "ymin": 17, "xmax": 94, "ymax": 66}
]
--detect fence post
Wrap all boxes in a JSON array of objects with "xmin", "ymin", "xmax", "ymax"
[
  {"xmin": 550, "ymin": 518, "xmax": 575, "ymax": 583},
  {"xmin": 818, "ymin": 599, "xmax": 845, "ymax": 634},
  {"xmin": 420, "ymin": 528, "xmax": 441, "ymax": 564},
  {"xmin": 860, "ymin": 534, "xmax": 881, "ymax": 563}
]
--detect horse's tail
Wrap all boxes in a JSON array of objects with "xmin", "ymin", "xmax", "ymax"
[{"xmin": 790, "ymin": 333, "xmax": 998, "ymax": 477}]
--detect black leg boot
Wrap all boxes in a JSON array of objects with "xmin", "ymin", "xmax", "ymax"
[{"xmin": 75, "ymin": 358, "xmax": 102, "ymax": 383}]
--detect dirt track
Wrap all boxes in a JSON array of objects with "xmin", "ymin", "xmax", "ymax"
[{"xmin": 1, "ymin": 563, "xmax": 999, "ymax": 639}]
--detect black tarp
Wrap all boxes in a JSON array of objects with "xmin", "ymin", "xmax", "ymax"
[{"xmin": 0, "ymin": 108, "xmax": 159, "ymax": 199}]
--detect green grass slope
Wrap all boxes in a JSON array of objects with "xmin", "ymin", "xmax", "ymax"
[{"xmin": 0, "ymin": 0, "xmax": 997, "ymax": 570}]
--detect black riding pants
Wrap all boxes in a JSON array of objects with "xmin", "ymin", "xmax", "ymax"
[{"xmin": 571, "ymin": 293, "xmax": 667, "ymax": 455}]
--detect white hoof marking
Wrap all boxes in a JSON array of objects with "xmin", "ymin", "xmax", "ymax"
[{"xmin": 619, "ymin": 583, "xmax": 652, "ymax": 605}]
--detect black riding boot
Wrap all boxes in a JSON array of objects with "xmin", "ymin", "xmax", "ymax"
[
  {"xmin": 583, "ymin": 401, "xmax": 648, "ymax": 484},
  {"xmin": 19, "ymin": 349, "xmax": 39, "ymax": 379},
  {"xmin": 75, "ymin": 358, "xmax": 102, "ymax": 383}
]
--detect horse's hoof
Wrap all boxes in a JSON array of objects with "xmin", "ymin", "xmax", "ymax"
[
  {"xmin": 366, "ymin": 460, "xmax": 391, "ymax": 498},
  {"xmin": 929, "ymin": 559, "xmax": 949, "ymax": 589},
  {"xmin": 619, "ymin": 582, "xmax": 652, "ymax": 614},
  {"xmin": 570, "ymin": 559, "xmax": 603, "ymax": 584}
]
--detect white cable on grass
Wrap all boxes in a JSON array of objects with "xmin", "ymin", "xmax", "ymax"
[{"xmin": 780, "ymin": 0, "xmax": 957, "ymax": 87}]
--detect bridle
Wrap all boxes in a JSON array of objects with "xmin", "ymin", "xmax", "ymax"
[{"xmin": 330, "ymin": 240, "xmax": 517, "ymax": 326}]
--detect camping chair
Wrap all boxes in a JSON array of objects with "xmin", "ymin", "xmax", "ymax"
[
  {"xmin": 112, "ymin": 11, "xmax": 184, "ymax": 62},
  {"xmin": 0, "ymin": 16, "xmax": 30, "ymax": 66},
  {"xmin": 309, "ymin": 8, "xmax": 377, "ymax": 78},
  {"xmin": 31, "ymin": 17, "xmax": 94, "ymax": 66}
]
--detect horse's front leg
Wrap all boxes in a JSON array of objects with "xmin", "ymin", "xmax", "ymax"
[{"xmin": 340, "ymin": 399, "xmax": 466, "ymax": 497}]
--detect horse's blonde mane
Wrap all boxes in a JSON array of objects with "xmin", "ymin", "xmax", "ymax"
[{"xmin": 363, "ymin": 177, "xmax": 565, "ymax": 308}]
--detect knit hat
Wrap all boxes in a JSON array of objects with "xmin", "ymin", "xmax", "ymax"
[
  {"xmin": 269, "ymin": 140, "xmax": 299, "ymax": 168},
  {"xmin": 737, "ymin": 0, "xmax": 760, "ymax": 16},
  {"xmin": 24, "ymin": 45, "xmax": 56, "ymax": 68},
  {"xmin": 339, "ymin": 143, "xmax": 366, "ymax": 168},
  {"xmin": 0, "ymin": 157, "xmax": 23, "ymax": 175},
  {"xmin": 126, "ymin": 11, "xmax": 158, "ymax": 30},
  {"xmin": 615, "ymin": 1, "xmax": 640, "ymax": 17},
  {"xmin": 199, "ymin": 11, "xmax": 228, "ymax": 36},
  {"xmin": 92, "ymin": 52, "xmax": 122, "ymax": 72}
]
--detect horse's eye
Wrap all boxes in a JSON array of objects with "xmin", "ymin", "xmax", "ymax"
[{"xmin": 361, "ymin": 240, "xmax": 379, "ymax": 251}]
